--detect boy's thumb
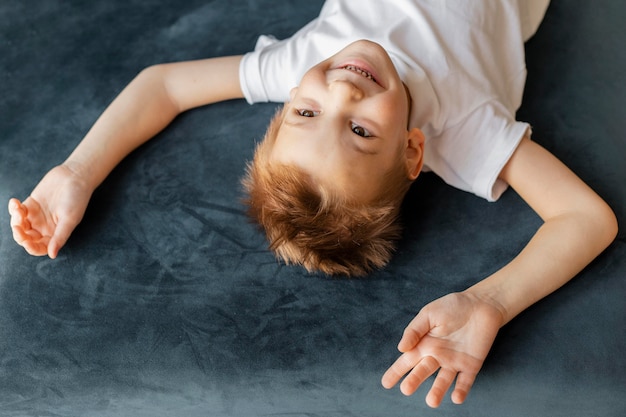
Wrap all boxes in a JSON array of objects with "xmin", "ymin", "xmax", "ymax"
[{"xmin": 48, "ymin": 219, "xmax": 75, "ymax": 259}]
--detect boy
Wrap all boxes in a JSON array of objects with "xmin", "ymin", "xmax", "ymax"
[{"xmin": 8, "ymin": 0, "xmax": 618, "ymax": 409}]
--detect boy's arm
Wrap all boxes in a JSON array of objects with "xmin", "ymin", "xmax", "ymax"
[
  {"xmin": 9, "ymin": 56, "xmax": 244, "ymax": 258},
  {"xmin": 466, "ymin": 136, "xmax": 618, "ymax": 323},
  {"xmin": 382, "ymin": 136, "xmax": 618, "ymax": 407},
  {"xmin": 65, "ymin": 55, "xmax": 244, "ymax": 190}
]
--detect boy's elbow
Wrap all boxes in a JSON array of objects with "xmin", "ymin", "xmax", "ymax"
[
  {"xmin": 135, "ymin": 64, "xmax": 161, "ymax": 83},
  {"xmin": 133, "ymin": 64, "xmax": 183, "ymax": 114},
  {"xmin": 606, "ymin": 205, "xmax": 619, "ymax": 244},
  {"xmin": 136, "ymin": 65, "xmax": 171, "ymax": 93},
  {"xmin": 593, "ymin": 198, "xmax": 619, "ymax": 250},
  {"xmin": 140, "ymin": 63, "xmax": 165, "ymax": 76}
]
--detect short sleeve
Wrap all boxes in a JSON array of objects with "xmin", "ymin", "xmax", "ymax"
[
  {"xmin": 423, "ymin": 101, "xmax": 529, "ymax": 202},
  {"xmin": 238, "ymin": 18, "xmax": 329, "ymax": 105},
  {"xmin": 239, "ymin": 35, "xmax": 293, "ymax": 104}
]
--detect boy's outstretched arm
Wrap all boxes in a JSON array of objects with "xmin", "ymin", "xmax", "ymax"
[
  {"xmin": 9, "ymin": 56, "xmax": 244, "ymax": 258},
  {"xmin": 382, "ymin": 136, "xmax": 618, "ymax": 407}
]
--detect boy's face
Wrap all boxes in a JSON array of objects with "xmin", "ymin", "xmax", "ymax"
[{"xmin": 270, "ymin": 40, "xmax": 424, "ymax": 203}]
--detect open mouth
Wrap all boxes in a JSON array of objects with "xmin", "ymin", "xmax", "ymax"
[{"xmin": 341, "ymin": 65, "xmax": 378, "ymax": 84}]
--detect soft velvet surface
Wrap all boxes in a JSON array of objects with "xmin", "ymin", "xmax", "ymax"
[{"xmin": 1, "ymin": 1, "xmax": 624, "ymax": 416}]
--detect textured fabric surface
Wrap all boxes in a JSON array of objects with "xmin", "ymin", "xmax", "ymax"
[{"xmin": 1, "ymin": 1, "xmax": 624, "ymax": 416}]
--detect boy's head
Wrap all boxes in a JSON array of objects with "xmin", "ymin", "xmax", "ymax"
[{"xmin": 243, "ymin": 40, "xmax": 425, "ymax": 276}]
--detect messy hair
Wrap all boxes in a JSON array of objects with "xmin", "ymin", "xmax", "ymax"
[{"xmin": 242, "ymin": 107, "xmax": 413, "ymax": 276}]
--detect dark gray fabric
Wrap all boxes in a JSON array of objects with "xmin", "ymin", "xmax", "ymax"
[{"xmin": 1, "ymin": 1, "xmax": 624, "ymax": 416}]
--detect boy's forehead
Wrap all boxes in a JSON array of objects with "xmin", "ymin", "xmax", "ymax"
[{"xmin": 271, "ymin": 126, "xmax": 387, "ymax": 204}]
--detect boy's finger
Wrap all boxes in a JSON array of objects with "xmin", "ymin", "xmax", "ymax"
[
  {"xmin": 9, "ymin": 205, "xmax": 25, "ymax": 227},
  {"xmin": 48, "ymin": 239, "xmax": 61, "ymax": 259},
  {"xmin": 14, "ymin": 230, "xmax": 49, "ymax": 256},
  {"xmin": 451, "ymin": 371, "xmax": 477, "ymax": 405},
  {"xmin": 9, "ymin": 198, "xmax": 28, "ymax": 217},
  {"xmin": 12, "ymin": 221, "xmax": 50, "ymax": 256},
  {"xmin": 11, "ymin": 223, "xmax": 41, "ymax": 244},
  {"xmin": 381, "ymin": 366, "xmax": 402, "ymax": 389},
  {"xmin": 48, "ymin": 218, "xmax": 75, "ymax": 259},
  {"xmin": 8, "ymin": 198, "xmax": 20, "ymax": 214},
  {"xmin": 400, "ymin": 355, "xmax": 439, "ymax": 396},
  {"xmin": 381, "ymin": 352, "xmax": 416, "ymax": 389},
  {"xmin": 9, "ymin": 204, "xmax": 34, "ymax": 233},
  {"xmin": 398, "ymin": 313, "xmax": 431, "ymax": 352},
  {"xmin": 11, "ymin": 224, "xmax": 28, "ymax": 244},
  {"xmin": 398, "ymin": 328, "xmax": 421, "ymax": 352},
  {"xmin": 24, "ymin": 240, "xmax": 50, "ymax": 257},
  {"xmin": 426, "ymin": 368, "xmax": 456, "ymax": 408}
]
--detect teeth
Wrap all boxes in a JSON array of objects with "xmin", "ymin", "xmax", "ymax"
[{"xmin": 343, "ymin": 65, "xmax": 375, "ymax": 81}]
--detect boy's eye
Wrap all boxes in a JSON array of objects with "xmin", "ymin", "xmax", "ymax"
[
  {"xmin": 297, "ymin": 109, "xmax": 319, "ymax": 117},
  {"xmin": 351, "ymin": 122, "xmax": 372, "ymax": 138},
  {"xmin": 296, "ymin": 109, "xmax": 372, "ymax": 137}
]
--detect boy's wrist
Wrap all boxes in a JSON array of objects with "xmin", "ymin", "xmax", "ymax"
[
  {"xmin": 461, "ymin": 286, "xmax": 509, "ymax": 328},
  {"xmin": 61, "ymin": 159, "xmax": 99, "ymax": 192}
]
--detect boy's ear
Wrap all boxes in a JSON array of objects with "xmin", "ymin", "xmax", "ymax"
[
  {"xmin": 289, "ymin": 87, "xmax": 298, "ymax": 102},
  {"xmin": 405, "ymin": 128, "xmax": 425, "ymax": 180}
]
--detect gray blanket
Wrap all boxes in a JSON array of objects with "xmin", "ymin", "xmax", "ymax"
[{"xmin": 1, "ymin": 1, "xmax": 624, "ymax": 416}]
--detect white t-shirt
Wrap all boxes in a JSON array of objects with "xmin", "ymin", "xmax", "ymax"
[{"xmin": 239, "ymin": 0, "xmax": 550, "ymax": 201}]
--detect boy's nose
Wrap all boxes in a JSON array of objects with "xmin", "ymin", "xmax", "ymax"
[{"xmin": 328, "ymin": 80, "xmax": 364, "ymax": 102}]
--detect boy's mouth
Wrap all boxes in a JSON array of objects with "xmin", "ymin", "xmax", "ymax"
[{"xmin": 341, "ymin": 65, "xmax": 378, "ymax": 85}]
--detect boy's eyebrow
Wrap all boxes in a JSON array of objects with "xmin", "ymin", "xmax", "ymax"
[
  {"xmin": 282, "ymin": 118, "xmax": 308, "ymax": 128},
  {"xmin": 281, "ymin": 119, "xmax": 379, "ymax": 156}
]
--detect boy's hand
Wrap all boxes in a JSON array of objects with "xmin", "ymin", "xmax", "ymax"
[
  {"xmin": 381, "ymin": 292, "xmax": 504, "ymax": 408},
  {"xmin": 8, "ymin": 164, "xmax": 93, "ymax": 259}
]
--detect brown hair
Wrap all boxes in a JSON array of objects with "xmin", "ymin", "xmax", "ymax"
[{"xmin": 242, "ymin": 107, "xmax": 413, "ymax": 276}]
